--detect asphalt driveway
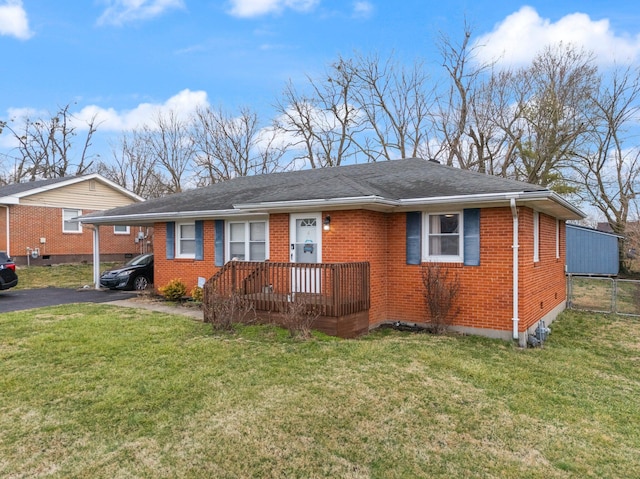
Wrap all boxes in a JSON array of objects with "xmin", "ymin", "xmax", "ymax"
[{"xmin": 0, "ymin": 287, "xmax": 137, "ymax": 314}]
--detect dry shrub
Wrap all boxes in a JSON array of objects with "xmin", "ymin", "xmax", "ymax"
[
  {"xmin": 421, "ymin": 264, "xmax": 460, "ymax": 334},
  {"xmin": 204, "ymin": 291, "xmax": 256, "ymax": 332},
  {"xmin": 278, "ymin": 295, "xmax": 320, "ymax": 339}
]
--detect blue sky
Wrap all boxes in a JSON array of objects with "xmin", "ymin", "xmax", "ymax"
[{"xmin": 2, "ymin": 0, "xmax": 640, "ymax": 163}]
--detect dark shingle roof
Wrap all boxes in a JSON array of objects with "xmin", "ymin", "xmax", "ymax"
[
  {"xmin": 85, "ymin": 158, "xmax": 549, "ymax": 219},
  {"xmin": 0, "ymin": 176, "xmax": 74, "ymax": 197}
]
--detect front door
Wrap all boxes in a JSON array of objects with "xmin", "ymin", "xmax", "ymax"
[
  {"xmin": 290, "ymin": 213, "xmax": 322, "ymax": 294},
  {"xmin": 290, "ymin": 213, "xmax": 321, "ymax": 263}
]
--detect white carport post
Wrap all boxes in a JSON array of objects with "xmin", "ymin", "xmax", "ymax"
[{"xmin": 92, "ymin": 225, "xmax": 101, "ymax": 290}]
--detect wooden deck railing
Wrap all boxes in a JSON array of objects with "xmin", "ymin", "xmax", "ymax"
[{"xmin": 203, "ymin": 261, "xmax": 370, "ymax": 319}]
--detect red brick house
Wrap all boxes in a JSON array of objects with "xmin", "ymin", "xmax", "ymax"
[
  {"xmin": 0, "ymin": 174, "xmax": 147, "ymax": 266},
  {"xmin": 82, "ymin": 158, "xmax": 584, "ymax": 345}
]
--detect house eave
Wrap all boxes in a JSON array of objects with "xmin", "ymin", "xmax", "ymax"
[
  {"xmin": 7, "ymin": 174, "xmax": 145, "ymax": 202},
  {"xmin": 79, "ymin": 209, "xmax": 268, "ymax": 225},
  {"xmin": 400, "ymin": 191, "xmax": 585, "ymax": 220}
]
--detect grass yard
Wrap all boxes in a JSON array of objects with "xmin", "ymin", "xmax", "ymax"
[
  {"xmin": 14, "ymin": 263, "xmax": 119, "ymax": 290},
  {"xmin": 1, "ymin": 306, "xmax": 639, "ymax": 478},
  {"xmin": 569, "ymin": 276, "xmax": 640, "ymax": 315}
]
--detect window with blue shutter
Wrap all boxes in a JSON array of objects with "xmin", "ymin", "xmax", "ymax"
[
  {"xmin": 406, "ymin": 212, "xmax": 422, "ymax": 265},
  {"xmin": 166, "ymin": 222, "xmax": 175, "ymax": 260},
  {"xmin": 215, "ymin": 220, "xmax": 224, "ymax": 267},
  {"xmin": 463, "ymin": 208, "xmax": 480, "ymax": 266}
]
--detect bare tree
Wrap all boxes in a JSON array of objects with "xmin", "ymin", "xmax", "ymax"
[
  {"xmin": 192, "ymin": 106, "xmax": 284, "ymax": 185},
  {"xmin": 274, "ymin": 59, "xmax": 362, "ymax": 168},
  {"xmin": 432, "ymin": 25, "xmax": 525, "ymax": 178},
  {"xmin": 97, "ymin": 131, "xmax": 169, "ymax": 199},
  {"xmin": 433, "ymin": 24, "xmax": 496, "ymax": 170},
  {"xmin": 1, "ymin": 104, "xmax": 99, "ymax": 182},
  {"xmin": 144, "ymin": 110, "xmax": 196, "ymax": 193},
  {"xmin": 347, "ymin": 52, "xmax": 434, "ymax": 161},
  {"xmin": 510, "ymin": 43, "xmax": 598, "ymax": 188},
  {"xmin": 574, "ymin": 66, "xmax": 640, "ymax": 271}
]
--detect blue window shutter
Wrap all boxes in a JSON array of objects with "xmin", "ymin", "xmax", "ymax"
[
  {"xmin": 463, "ymin": 209, "xmax": 480, "ymax": 266},
  {"xmin": 406, "ymin": 212, "xmax": 422, "ymax": 265},
  {"xmin": 166, "ymin": 222, "xmax": 175, "ymax": 260},
  {"xmin": 195, "ymin": 220, "xmax": 204, "ymax": 261},
  {"xmin": 214, "ymin": 220, "xmax": 224, "ymax": 267}
]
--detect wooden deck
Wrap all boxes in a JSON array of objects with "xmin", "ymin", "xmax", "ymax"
[{"xmin": 203, "ymin": 261, "xmax": 370, "ymax": 338}]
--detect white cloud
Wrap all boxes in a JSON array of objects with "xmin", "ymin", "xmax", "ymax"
[
  {"xmin": 0, "ymin": 0, "xmax": 33, "ymax": 40},
  {"xmin": 352, "ymin": 1, "xmax": 373, "ymax": 19},
  {"xmin": 474, "ymin": 6, "xmax": 640, "ymax": 67},
  {"xmin": 72, "ymin": 89, "xmax": 209, "ymax": 131},
  {"xmin": 97, "ymin": 0, "xmax": 185, "ymax": 26},
  {"xmin": 227, "ymin": 0, "xmax": 319, "ymax": 18}
]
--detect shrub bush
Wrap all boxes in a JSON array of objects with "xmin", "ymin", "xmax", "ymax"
[
  {"xmin": 203, "ymin": 290, "xmax": 256, "ymax": 332},
  {"xmin": 159, "ymin": 279, "xmax": 187, "ymax": 302},
  {"xmin": 190, "ymin": 285, "xmax": 204, "ymax": 303},
  {"xmin": 278, "ymin": 295, "xmax": 320, "ymax": 339},
  {"xmin": 421, "ymin": 264, "xmax": 460, "ymax": 334}
]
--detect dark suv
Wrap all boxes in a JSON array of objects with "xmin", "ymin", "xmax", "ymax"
[{"xmin": 0, "ymin": 252, "xmax": 18, "ymax": 290}]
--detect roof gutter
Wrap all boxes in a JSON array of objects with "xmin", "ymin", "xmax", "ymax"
[
  {"xmin": 510, "ymin": 197, "xmax": 520, "ymax": 343},
  {"xmin": 518, "ymin": 190, "xmax": 585, "ymax": 219},
  {"xmin": 79, "ymin": 208, "xmax": 268, "ymax": 225},
  {"xmin": 401, "ymin": 190, "xmax": 584, "ymax": 219}
]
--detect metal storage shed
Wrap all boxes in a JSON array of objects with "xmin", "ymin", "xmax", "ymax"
[{"xmin": 566, "ymin": 224, "xmax": 620, "ymax": 276}]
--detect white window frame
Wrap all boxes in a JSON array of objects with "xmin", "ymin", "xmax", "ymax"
[
  {"xmin": 62, "ymin": 208, "xmax": 82, "ymax": 234},
  {"xmin": 422, "ymin": 211, "xmax": 463, "ymax": 263},
  {"xmin": 114, "ymin": 225, "xmax": 130, "ymax": 235},
  {"xmin": 533, "ymin": 211, "xmax": 540, "ymax": 263},
  {"xmin": 226, "ymin": 219, "xmax": 269, "ymax": 262},
  {"xmin": 176, "ymin": 221, "xmax": 196, "ymax": 259}
]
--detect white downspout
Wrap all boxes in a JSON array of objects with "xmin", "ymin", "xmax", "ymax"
[
  {"xmin": 0, "ymin": 205, "xmax": 9, "ymax": 257},
  {"xmin": 92, "ymin": 225, "xmax": 101, "ymax": 290},
  {"xmin": 510, "ymin": 198, "xmax": 519, "ymax": 341}
]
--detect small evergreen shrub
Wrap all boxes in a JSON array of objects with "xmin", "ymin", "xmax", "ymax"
[
  {"xmin": 159, "ymin": 279, "xmax": 187, "ymax": 301},
  {"xmin": 190, "ymin": 285, "xmax": 204, "ymax": 303}
]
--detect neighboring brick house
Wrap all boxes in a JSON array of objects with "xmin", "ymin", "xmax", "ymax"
[
  {"xmin": 82, "ymin": 158, "xmax": 584, "ymax": 345},
  {"xmin": 0, "ymin": 174, "xmax": 147, "ymax": 265}
]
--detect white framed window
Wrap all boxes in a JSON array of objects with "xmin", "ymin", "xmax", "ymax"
[
  {"xmin": 227, "ymin": 220, "xmax": 268, "ymax": 262},
  {"xmin": 114, "ymin": 225, "xmax": 130, "ymax": 235},
  {"xmin": 423, "ymin": 212, "xmax": 463, "ymax": 262},
  {"xmin": 62, "ymin": 208, "xmax": 82, "ymax": 233},
  {"xmin": 176, "ymin": 222, "xmax": 196, "ymax": 258},
  {"xmin": 533, "ymin": 211, "xmax": 540, "ymax": 262}
]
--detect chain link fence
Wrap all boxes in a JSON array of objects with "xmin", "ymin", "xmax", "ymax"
[{"xmin": 566, "ymin": 275, "xmax": 640, "ymax": 316}]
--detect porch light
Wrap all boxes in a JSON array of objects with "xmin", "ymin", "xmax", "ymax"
[{"xmin": 323, "ymin": 215, "xmax": 331, "ymax": 231}]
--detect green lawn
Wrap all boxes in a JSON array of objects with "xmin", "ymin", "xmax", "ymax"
[
  {"xmin": 1, "ymin": 306, "xmax": 638, "ymax": 478},
  {"xmin": 14, "ymin": 263, "xmax": 119, "ymax": 290}
]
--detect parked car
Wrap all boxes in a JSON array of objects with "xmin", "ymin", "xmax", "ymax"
[
  {"xmin": 100, "ymin": 253, "xmax": 154, "ymax": 291},
  {"xmin": 0, "ymin": 251, "xmax": 18, "ymax": 290}
]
